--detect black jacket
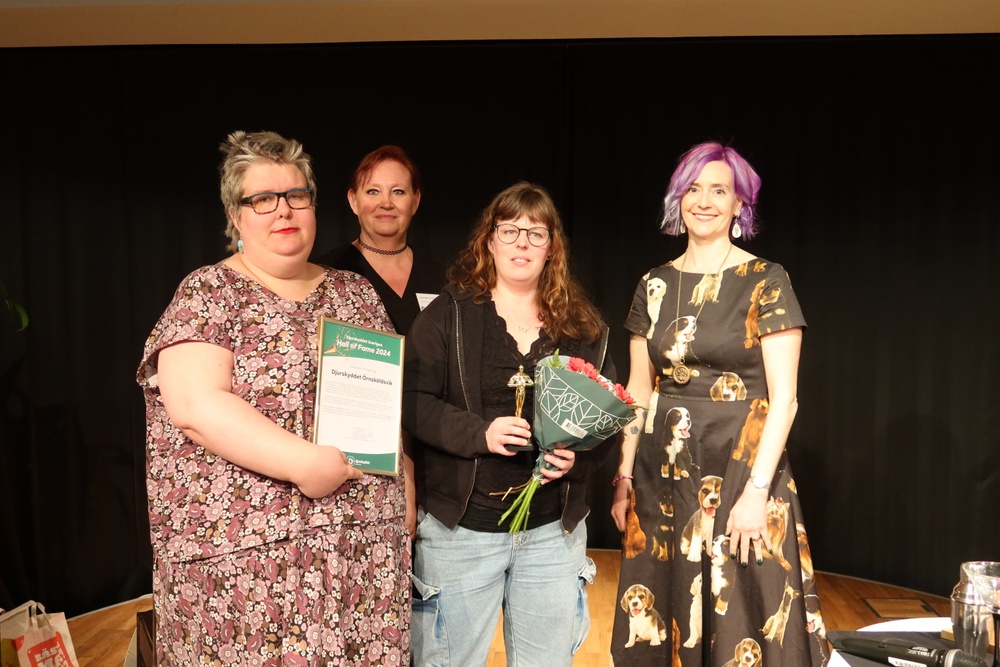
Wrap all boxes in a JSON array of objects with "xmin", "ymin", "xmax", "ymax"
[{"xmin": 402, "ymin": 284, "xmax": 618, "ymax": 534}]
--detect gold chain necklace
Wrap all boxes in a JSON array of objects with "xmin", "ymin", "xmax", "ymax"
[{"xmin": 672, "ymin": 244, "xmax": 734, "ymax": 385}]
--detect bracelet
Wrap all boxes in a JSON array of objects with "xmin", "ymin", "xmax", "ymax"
[{"xmin": 612, "ymin": 474, "xmax": 634, "ymax": 486}]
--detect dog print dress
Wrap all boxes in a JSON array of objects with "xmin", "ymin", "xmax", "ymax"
[{"xmin": 611, "ymin": 258, "xmax": 830, "ymax": 667}]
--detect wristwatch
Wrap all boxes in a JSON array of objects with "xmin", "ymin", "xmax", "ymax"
[{"xmin": 749, "ymin": 475, "xmax": 770, "ymax": 490}]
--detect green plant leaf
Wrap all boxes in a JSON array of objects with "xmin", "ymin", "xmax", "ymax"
[{"xmin": 1, "ymin": 281, "xmax": 29, "ymax": 331}]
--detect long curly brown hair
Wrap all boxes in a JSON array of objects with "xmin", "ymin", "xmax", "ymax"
[{"xmin": 448, "ymin": 182, "xmax": 604, "ymax": 344}]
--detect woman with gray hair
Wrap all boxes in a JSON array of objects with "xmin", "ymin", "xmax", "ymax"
[{"xmin": 137, "ymin": 130, "xmax": 411, "ymax": 665}]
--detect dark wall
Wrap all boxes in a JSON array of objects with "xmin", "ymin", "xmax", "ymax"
[{"xmin": 1, "ymin": 34, "xmax": 997, "ymax": 617}]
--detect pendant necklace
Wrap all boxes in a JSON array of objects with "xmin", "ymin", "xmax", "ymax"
[
  {"xmin": 672, "ymin": 243, "xmax": 734, "ymax": 385},
  {"xmin": 498, "ymin": 299, "xmax": 539, "ymax": 333},
  {"xmin": 507, "ymin": 309, "xmax": 539, "ymax": 333}
]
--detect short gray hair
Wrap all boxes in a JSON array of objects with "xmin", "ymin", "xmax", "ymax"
[{"xmin": 218, "ymin": 130, "xmax": 317, "ymax": 252}]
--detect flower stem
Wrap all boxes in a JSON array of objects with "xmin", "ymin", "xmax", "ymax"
[{"xmin": 498, "ymin": 475, "xmax": 542, "ymax": 533}]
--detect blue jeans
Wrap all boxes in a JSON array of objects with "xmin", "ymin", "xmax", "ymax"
[{"xmin": 411, "ymin": 513, "xmax": 594, "ymax": 667}]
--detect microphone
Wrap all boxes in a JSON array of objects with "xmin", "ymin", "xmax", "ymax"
[{"xmin": 832, "ymin": 636, "xmax": 988, "ymax": 667}]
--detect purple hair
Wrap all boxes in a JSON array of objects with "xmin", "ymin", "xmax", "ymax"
[{"xmin": 660, "ymin": 142, "xmax": 762, "ymax": 239}]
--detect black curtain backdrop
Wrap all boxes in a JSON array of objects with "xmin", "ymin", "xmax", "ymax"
[{"xmin": 1, "ymin": 34, "xmax": 997, "ymax": 617}]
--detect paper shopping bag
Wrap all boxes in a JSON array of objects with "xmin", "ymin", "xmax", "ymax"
[
  {"xmin": 0, "ymin": 601, "xmax": 78, "ymax": 667},
  {"xmin": 15, "ymin": 616, "xmax": 79, "ymax": 667},
  {"xmin": 1, "ymin": 601, "xmax": 40, "ymax": 667}
]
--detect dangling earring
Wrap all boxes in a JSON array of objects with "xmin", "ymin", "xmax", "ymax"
[
  {"xmin": 679, "ymin": 221, "xmax": 687, "ymax": 234},
  {"xmin": 237, "ymin": 238, "xmax": 245, "ymax": 253},
  {"xmin": 731, "ymin": 218, "xmax": 742, "ymax": 239}
]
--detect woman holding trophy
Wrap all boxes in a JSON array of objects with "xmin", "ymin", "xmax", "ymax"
[{"xmin": 402, "ymin": 182, "xmax": 619, "ymax": 666}]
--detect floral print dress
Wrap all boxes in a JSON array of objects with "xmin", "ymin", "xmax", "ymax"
[
  {"xmin": 610, "ymin": 258, "xmax": 829, "ymax": 667},
  {"xmin": 137, "ymin": 264, "xmax": 410, "ymax": 666}
]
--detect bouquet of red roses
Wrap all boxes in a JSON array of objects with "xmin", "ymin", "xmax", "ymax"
[{"xmin": 498, "ymin": 353, "xmax": 639, "ymax": 533}]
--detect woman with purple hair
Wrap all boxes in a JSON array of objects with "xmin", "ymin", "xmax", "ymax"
[{"xmin": 609, "ymin": 142, "xmax": 830, "ymax": 665}]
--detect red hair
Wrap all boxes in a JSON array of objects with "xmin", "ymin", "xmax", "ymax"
[{"xmin": 349, "ymin": 145, "xmax": 422, "ymax": 193}]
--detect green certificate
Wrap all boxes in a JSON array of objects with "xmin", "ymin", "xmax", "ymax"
[{"xmin": 313, "ymin": 317, "xmax": 404, "ymax": 475}]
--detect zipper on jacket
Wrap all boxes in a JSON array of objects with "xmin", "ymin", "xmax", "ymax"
[
  {"xmin": 453, "ymin": 298, "xmax": 478, "ymax": 518},
  {"xmin": 560, "ymin": 480, "xmax": 573, "ymax": 535}
]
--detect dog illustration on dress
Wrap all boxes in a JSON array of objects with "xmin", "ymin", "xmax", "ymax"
[
  {"xmin": 683, "ymin": 572, "xmax": 703, "ymax": 648},
  {"xmin": 689, "ymin": 269, "xmax": 724, "ymax": 307},
  {"xmin": 662, "ymin": 407, "xmax": 693, "ymax": 480},
  {"xmin": 731, "ymin": 397, "xmax": 769, "ymax": 467},
  {"xmin": 797, "ymin": 522, "xmax": 827, "ymax": 640},
  {"xmin": 645, "ymin": 276, "xmax": 668, "ymax": 340},
  {"xmin": 805, "ymin": 594, "xmax": 827, "ymax": 640},
  {"xmin": 709, "ymin": 534, "xmax": 737, "ymax": 614},
  {"xmin": 763, "ymin": 496, "xmax": 793, "ymax": 571},
  {"xmin": 644, "ymin": 390, "xmax": 659, "ymax": 435},
  {"xmin": 620, "ymin": 583, "xmax": 668, "ymax": 648},
  {"xmin": 744, "ymin": 275, "xmax": 782, "ymax": 349},
  {"xmin": 710, "ymin": 371, "xmax": 748, "ymax": 402},
  {"xmin": 796, "ymin": 521, "xmax": 815, "ymax": 588},
  {"xmin": 662, "ymin": 315, "xmax": 698, "ymax": 379},
  {"xmin": 721, "ymin": 637, "xmax": 763, "ymax": 667},
  {"xmin": 623, "ymin": 487, "xmax": 647, "ymax": 559},
  {"xmin": 762, "ymin": 578, "xmax": 801, "ymax": 646},
  {"xmin": 670, "ymin": 618, "xmax": 682, "ymax": 667},
  {"xmin": 680, "ymin": 475, "xmax": 723, "ymax": 562},
  {"xmin": 650, "ymin": 486, "xmax": 675, "ymax": 561}
]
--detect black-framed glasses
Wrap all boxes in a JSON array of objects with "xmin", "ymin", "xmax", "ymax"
[
  {"xmin": 239, "ymin": 188, "xmax": 315, "ymax": 214},
  {"xmin": 493, "ymin": 223, "xmax": 550, "ymax": 247}
]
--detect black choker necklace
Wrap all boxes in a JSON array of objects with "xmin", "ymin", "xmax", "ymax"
[{"xmin": 357, "ymin": 238, "xmax": 407, "ymax": 256}]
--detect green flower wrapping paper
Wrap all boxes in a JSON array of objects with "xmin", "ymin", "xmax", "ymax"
[{"xmin": 498, "ymin": 354, "xmax": 637, "ymax": 533}]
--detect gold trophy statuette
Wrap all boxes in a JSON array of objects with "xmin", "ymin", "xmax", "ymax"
[{"xmin": 507, "ymin": 365, "xmax": 534, "ymax": 419}]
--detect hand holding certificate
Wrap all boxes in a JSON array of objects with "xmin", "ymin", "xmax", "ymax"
[{"xmin": 313, "ymin": 317, "xmax": 404, "ymax": 475}]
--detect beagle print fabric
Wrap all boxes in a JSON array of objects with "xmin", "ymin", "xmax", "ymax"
[{"xmin": 611, "ymin": 259, "xmax": 829, "ymax": 666}]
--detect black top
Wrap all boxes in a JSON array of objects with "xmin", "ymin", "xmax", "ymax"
[
  {"xmin": 401, "ymin": 283, "xmax": 617, "ymax": 534},
  {"xmin": 315, "ymin": 243, "xmax": 445, "ymax": 335},
  {"xmin": 459, "ymin": 302, "xmax": 562, "ymax": 531}
]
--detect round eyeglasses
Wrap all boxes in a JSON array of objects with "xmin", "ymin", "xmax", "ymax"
[
  {"xmin": 493, "ymin": 223, "xmax": 550, "ymax": 247},
  {"xmin": 239, "ymin": 188, "xmax": 315, "ymax": 214}
]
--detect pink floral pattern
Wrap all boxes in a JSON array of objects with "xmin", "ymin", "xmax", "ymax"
[{"xmin": 137, "ymin": 264, "xmax": 410, "ymax": 665}]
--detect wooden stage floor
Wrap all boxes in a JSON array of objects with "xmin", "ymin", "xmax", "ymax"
[{"xmin": 66, "ymin": 549, "xmax": 951, "ymax": 666}]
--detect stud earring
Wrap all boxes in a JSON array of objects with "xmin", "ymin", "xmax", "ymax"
[
  {"xmin": 237, "ymin": 239, "xmax": 245, "ymax": 253},
  {"xmin": 731, "ymin": 219, "xmax": 742, "ymax": 239}
]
